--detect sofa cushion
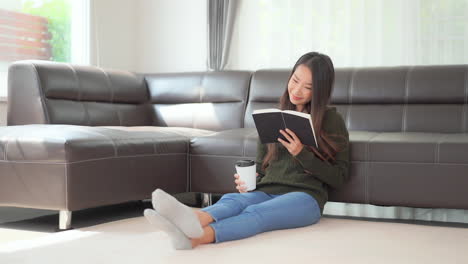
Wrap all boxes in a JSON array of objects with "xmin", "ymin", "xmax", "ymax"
[
  {"xmin": 0, "ymin": 125, "xmax": 211, "ymax": 211},
  {"xmin": 103, "ymin": 126, "xmax": 215, "ymax": 141},
  {"xmin": 367, "ymin": 132, "xmax": 468, "ymax": 163},
  {"xmin": 0, "ymin": 125, "xmax": 195, "ymax": 162},
  {"xmin": 8, "ymin": 60, "xmax": 152, "ymax": 126},
  {"xmin": 190, "ymin": 128, "xmax": 258, "ymax": 157},
  {"xmin": 244, "ymin": 66, "xmax": 468, "ymax": 133},
  {"xmin": 145, "ymin": 71, "xmax": 252, "ymax": 131},
  {"xmin": 347, "ymin": 131, "xmax": 468, "ymax": 208},
  {"xmin": 190, "ymin": 128, "xmax": 258, "ymax": 193}
]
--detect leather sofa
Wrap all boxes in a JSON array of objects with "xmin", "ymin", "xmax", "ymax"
[{"xmin": 2, "ymin": 60, "xmax": 467, "ymax": 230}]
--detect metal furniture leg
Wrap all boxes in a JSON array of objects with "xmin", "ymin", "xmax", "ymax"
[{"xmin": 201, "ymin": 193, "xmax": 212, "ymax": 207}]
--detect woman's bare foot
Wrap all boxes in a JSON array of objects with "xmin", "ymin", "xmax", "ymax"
[
  {"xmin": 194, "ymin": 210, "xmax": 214, "ymax": 227},
  {"xmin": 191, "ymin": 225, "xmax": 216, "ymax": 248}
]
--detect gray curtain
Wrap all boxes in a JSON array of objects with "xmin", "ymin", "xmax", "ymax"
[{"xmin": 207, "ymin": 0, "xmax": 237, "ymax": 71}]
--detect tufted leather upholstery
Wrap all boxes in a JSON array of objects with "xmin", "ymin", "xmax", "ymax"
[
  {"xmin": 7, "ymin": 60, "xmax": 152, "ymax": 126},
  {"xmin": 191, "ymin": 66, "xmax": 468, "ymax": 208},
  {"xmin": 145, "ymin": 71, "xmax": 251, "ymax": 130},
  {"xmin": 0, "ymin": 125, "xmax": 198, "ymax": 210}
]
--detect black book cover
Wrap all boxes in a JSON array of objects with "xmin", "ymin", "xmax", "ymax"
[{"xmin": 252, "ymin": 109, "xmax": 318, "ymax": 148}]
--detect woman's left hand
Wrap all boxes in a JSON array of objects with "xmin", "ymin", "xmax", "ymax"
[{"xmin": 278, "ymin": 128, "xmax": 304, "ymax": 156}]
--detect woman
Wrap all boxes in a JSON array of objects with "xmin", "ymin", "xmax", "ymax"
[{"xmin": 144, "ymin": 52, "xmax": 350, "ymax": 250}]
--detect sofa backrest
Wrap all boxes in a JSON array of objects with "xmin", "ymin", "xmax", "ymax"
[
  {"xmin": 8, "ymin": 60, "xmax": 152, "ymax": 126},
  {"xmin": 145, "ymin": 71, "xmax": 251, "ymax": 131},
  {"xmin": 9, "ymin": 61, "xmax": 467, "ymax": 133},
  {"xmin": 245, "ymin": 65, "xmax": 468, "ymax": 133}
]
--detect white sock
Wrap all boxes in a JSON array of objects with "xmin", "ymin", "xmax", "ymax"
[
  {"xmin": 152, "ymin": 189, "xmax": 203, "ymax": 238},
  {"xmin": 144, "ymin": 209, "xmax": 193, "ymax": 250}
]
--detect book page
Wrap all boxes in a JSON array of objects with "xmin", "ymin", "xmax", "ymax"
[
  {"xmin": 253, "ymin": 108, "xmax": 282, "ymax": 114},
  {"xmin": 282, "ymin": 111, "xmax": 318, "ymax": 148},
  {"xmin": 282, "ymin": 110, "xmax": 311, "ymax": 119}
]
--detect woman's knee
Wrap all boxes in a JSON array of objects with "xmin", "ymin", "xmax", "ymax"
[
  {"xmin": 285, "ymin": 191, "xmax": 315, "ymax": 201},
  {"xmin": 243, "ymin": 192, "xmax": 321, "ymax": 228},
  {"xmin": 218, "ymin": 193, "xmax": 242, "ymax": 201},
  {"xmin": 218, "ymin": 191, "xmax": 270, "ymax": 205},
  {"xmin": 215, "ymin": 193, "xmax": 248, "ymax": 209},
  {"xmin": 289, "ymin": 192, "xmax": 320, "ymax": 214},
  {"xmin": 241, "ymin": 203, "xmax": 260, "ymax": 214}
]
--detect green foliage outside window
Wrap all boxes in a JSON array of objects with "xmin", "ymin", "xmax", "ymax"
[{"xmin": 22, "ymin": 0, "xmax": 71, "ymax": 62}]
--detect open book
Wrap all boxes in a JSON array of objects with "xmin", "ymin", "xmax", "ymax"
[{"xmin": 252, "ymin": 109, "xmax": 318, "ymax": 148}]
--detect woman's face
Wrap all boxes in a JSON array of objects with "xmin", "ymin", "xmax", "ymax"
[{"xmin": 288, "ymin": 64, "xmax": 313, "ymax": 112}]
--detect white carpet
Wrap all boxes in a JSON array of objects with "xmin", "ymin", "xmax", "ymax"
[{"xmin": 1, "ymin": 216, "xmax": 467, "ymax": 264}]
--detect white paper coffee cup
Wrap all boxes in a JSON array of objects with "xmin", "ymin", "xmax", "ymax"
[{"xmin": 235, "ymin": 159, "xmax": 256, "ymax": 191}]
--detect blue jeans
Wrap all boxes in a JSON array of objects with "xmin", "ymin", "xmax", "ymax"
[{"xmin": 200, "ymin": 191, "xmax": 321, "ymax": 243}]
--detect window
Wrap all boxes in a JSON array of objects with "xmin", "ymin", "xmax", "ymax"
[
  {"xmin": 229, "ymin": 0, "xmax": 468, "ymax": 70},
  {"xmin": 0, "ymin": 0, "xmax": 89, "ymax": 98}
]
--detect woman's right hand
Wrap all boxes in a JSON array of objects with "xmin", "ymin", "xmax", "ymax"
[{"xmin": 234, "ymin": 173, "xmax": 259, "ymax": 193}]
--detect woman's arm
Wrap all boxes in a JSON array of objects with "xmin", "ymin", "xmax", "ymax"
[
  {"xmin": 255, "ymin": 140, "xmax": 267, "ymax": 178},
  {"xmin": 294, "ymin": 112, "xmax": 350, "ymax": 189}
]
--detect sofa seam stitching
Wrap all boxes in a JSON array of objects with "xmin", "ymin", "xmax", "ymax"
[
  {"xmin": 349, "ymin": 69, "xmax": 355, "ymax": 104},
  {"xmin": 436, "ymin": 134, "xmax": 449, "ymax": 164},
  {"xmin": 99, "ymin": 68, "xmax": 122, "ymax": 126},
  {"xmin": 463, "ymin": 66, "xmax": 468, "ymax": 132},
  {"xmin": 2, "ymin": 128, "xmax": 18, "ymax": 161},
  {"xmin": 188, "ymin": 152, "xmax": 468, "ymax": 165},
  {"xmin": 66, "ymin": 64, "xmax": 90, "ymax": 126},
  {"xmin": 152, "ymin": 138, "xmax": 158, "ymax": 155},
  {"xmin": 30, "ymin": 62, "xmax": 51, "ymax": 123},
  {"xmin": 365, "ymin": 133, "xmax": 381, "ymax": 204},
  {"xmin": 403, "ymin": 67, "xmax": 411, "ymax": 132},
  {"xmin": 241, "ymin": 72, "xmax": 253, "ymax": 128},
  {"xmin": 190, "ymin": 154, "xmax": 256, "ymax": 159},
  {"xmin": 346, "ymin": 70, "xmax": 355, "ymax": 129},
  {"xmin": 196, "ymin": 75, "xmax": 205, "ymax": 129},
  {"xmin": 0, "ymin": 152, "xmax": 187, "ymax": 165},
  {"xmin": 365, "ymin": 136, "xmax": 369, "ymax": 204},
  {"xmin": 243, "ymin": 130, "xmax": 258, "ymax": 157},
  {"xmin": 65, "ymin": 64, "xmax": 81, "ymax": 101},
  {"xmin": 187, "ymin": 143, "xmax": 191, "ymax": 192}
]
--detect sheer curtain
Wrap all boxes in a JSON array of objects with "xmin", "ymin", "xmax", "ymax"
[
  {"xmin": 228, "ymin": 0, "xmax": 468, "ymax": 70},
  {"xmin": 207, "ymin": 0, "xmax": 237, "ymax": 71},
  {"xmin": 228, "ymin": 0, "xmax": 468, "ymax": 223}
]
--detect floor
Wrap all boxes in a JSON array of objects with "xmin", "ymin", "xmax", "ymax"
[
  {"xmin": 0, "ymin": 192, "xmax": 201, "ymax": 244},
  {"xmin": 1, "ymin": 202, "xmax": 468, "ymax": 264},
  {"xmin": 0, "ymin": 201, "xmax": 152, "ymax": 245},
  {"xmin": 2, "ymin": 197, "xmax": 468, "ymax": 246}
]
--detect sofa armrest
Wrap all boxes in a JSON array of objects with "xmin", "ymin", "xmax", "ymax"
[
  {"xmin": 7, "ymin": 61, "xmax": 49, "ymax": 125},
  {"xmin": 7, "ymin": 60, "xmax": 151, "ymax": 126}
]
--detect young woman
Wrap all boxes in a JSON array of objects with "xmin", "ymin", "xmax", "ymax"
[{"xmin": 144, "ymin": 52, "xmax": 350, "ymax": 250}]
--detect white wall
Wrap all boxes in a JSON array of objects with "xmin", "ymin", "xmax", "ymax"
[
  {"xmin": 0, "ymin": 0, "xmax": 22, "ymax": 100},
  {"xmin": 134, "ymin": 0, "xmax": 207, "ymax": 73},
  {"xmin": 90, "ymin": 0, "xmax": 138, "ymax": 71},
  {"xmin": 1, "ymin": 0, "xmax": 207, "ymax": 125},
  {"xmin": 89, "ymin": 0, "xmax": 207, "ymax": 73}
]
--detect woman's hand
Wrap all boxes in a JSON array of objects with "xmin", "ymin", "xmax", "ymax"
[
  {"xmin": 278, "ymin": 128, "xmax": 304, "ymax": 156},
  {"xmin": 234, "ymin": 173, "xmax": 259, "ymax": 193}
]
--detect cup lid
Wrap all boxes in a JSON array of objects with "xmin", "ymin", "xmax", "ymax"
[{"xmin": 235, "ymin": 159, "xmax": 255, "ymax": 167}]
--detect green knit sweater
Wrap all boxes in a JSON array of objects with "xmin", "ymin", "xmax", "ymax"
[{"xmin": 255, "ymin": 106, "xmax": 350, "ymax": 214}]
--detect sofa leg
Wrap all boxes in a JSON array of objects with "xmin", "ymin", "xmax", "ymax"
[
  {"xmin": 201, "ymin": 193, "xmax": 212, "ymax": 207},
  {"xmin": 59, "ymin": 210, "xmax": 72, "ymax": 230}
]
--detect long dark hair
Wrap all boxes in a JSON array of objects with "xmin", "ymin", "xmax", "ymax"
[{"xmin": 262, "ymin": 52, "xmax": 344, "ymax": 170}]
